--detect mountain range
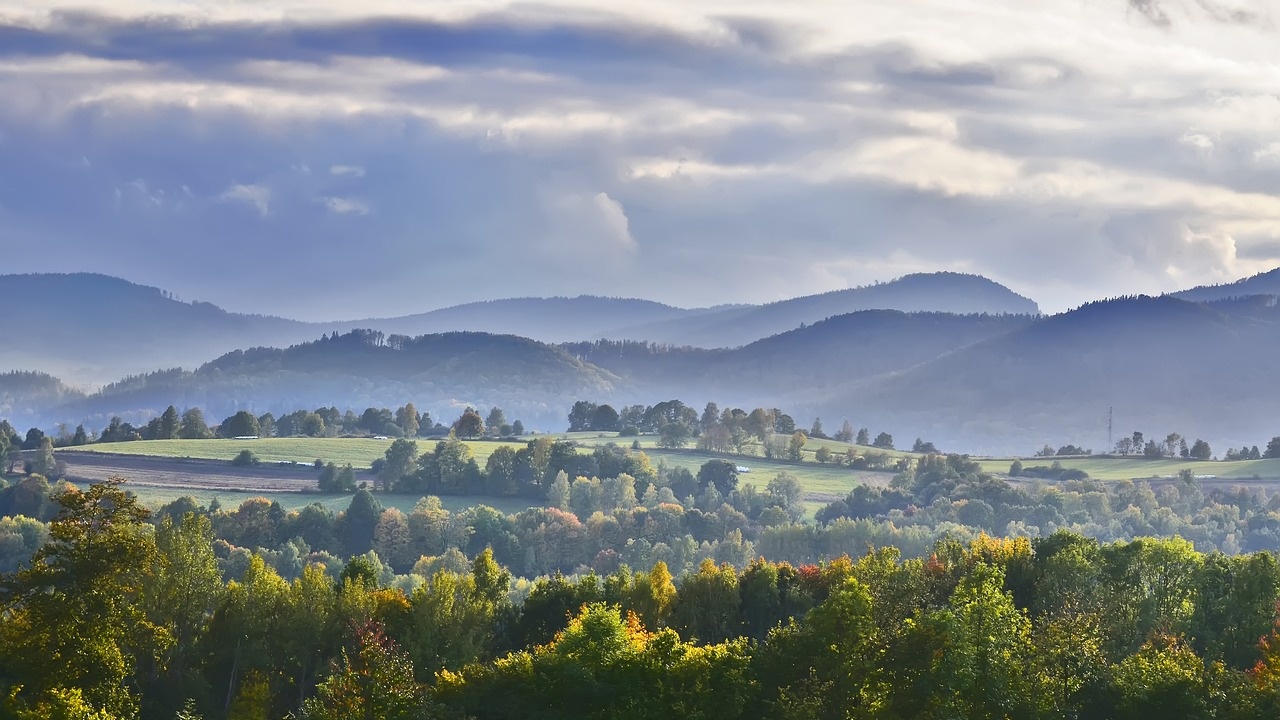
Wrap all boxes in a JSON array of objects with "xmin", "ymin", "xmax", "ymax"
[
  {"xmin": 1, "ymin": 271, "xmax": 1037, "ymax": 386},
  {"xmin": 6, "ymin": 269, "xmax": 1280, "ymax": 453}
]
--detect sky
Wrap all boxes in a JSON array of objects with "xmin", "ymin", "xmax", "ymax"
[{"xmin": 1, "ymin": 0, "xmax": 1279, "ymax": 321}]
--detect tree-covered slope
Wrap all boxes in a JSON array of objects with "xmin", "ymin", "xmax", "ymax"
[
  {"xmin": 838, "ymin": 295, "xmax": 1280, "ymax": 453},
  {"xmin": 0, "ymin": 273, "xmax": 320, "ymax": 384},
  {"xmin": 55, "ymin": 330, "xmax": 622, "ymax": 431},
  {"xmin": 605, "ymin": 272, "xmax": 1040, "ymax": 347}
]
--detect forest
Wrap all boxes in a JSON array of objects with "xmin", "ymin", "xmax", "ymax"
[
  {"xmin": 6, "ymin": 399, "xmax": 1280, "ymax": 718},
  {"xmin": 3, "ymin": 479, "xmax": 1280, "ymax": 719}
]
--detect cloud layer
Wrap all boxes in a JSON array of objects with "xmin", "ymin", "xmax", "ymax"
[{"xmin": 2, "ymin": 0, "xmax": 1278, "ymax": 319}]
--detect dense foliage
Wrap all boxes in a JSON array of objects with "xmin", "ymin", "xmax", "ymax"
[{"xmin": 5, "ymin": 480, "xmax": 1280, "ymax": 719}]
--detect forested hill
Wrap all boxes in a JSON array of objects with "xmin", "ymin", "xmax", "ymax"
[
  {"xmin": 0, "ymin": 371, "xmax": 86, "ymax": 428},
  {"xmin": 1174, "ymin": 267, "xmax": 1280, "ymax": 303},
  {"xmin": 0, "ymin": 271, "xmax": 1037, "ymax": 386},
  {"xmin": 604, "ymin": 271, "xmax": 1040, "ymax": 347},
  {"xmin": 564, "ymin": 310, "xmax": 1036, "ymax": 400},
  {"xmin": 0, "ymin": 273, "xmax": 319, "ymax": 384},
  {"xmin": 841, "ymin": 294, "xmax": 1280, "ymax": 453},
  {"xmin": 353, "ymin": 296, "xmax": 710, "ymax": 344},
  {"xmin": 53, "ymin": 329, "xmax": 621, "ymax": 431}
]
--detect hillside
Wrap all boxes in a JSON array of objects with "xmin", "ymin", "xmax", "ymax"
[
  {"xmin": 0, "ymin": 272, "xmax": 1041, "ymax": 389},
  {"xmin": 0, "ymin": 273, "xmax": 320, "ymax": 384},
  {"xmin": 837, "ymin": 295, "xmax": 1280, "ymax": 454},
  {"xmin": 52, "ymin": 329, "xmax": 622, "ymax": 432},
  {"xmin": 1174, "ymin": 267, "xmax": 1280, "ymax": 303},
  {"xmin": 564, "ymin": 310, "xmax": 1035, "ymax": 407},
  {"xmin": 0, "ymin": 371, "xmax": 86, "ymax": 429},
  {"xmin": 605, "ymin": 272, "xmax": 1040, "ymax": 347},
  {"xmin": 355, "ymin": 296, "xmax": 712, "ymax": 343}
]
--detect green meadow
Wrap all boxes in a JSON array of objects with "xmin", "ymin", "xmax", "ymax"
[
  {"xmin": 59, "ymin": 434, "xmax": 891, "ymax": 513},
  {"xmin": 68, "ymin": 482, "xmax": 541, "ymax": 517},
  {"xmin": 59, "ymin": 437, "xmax": 526, "ymax": 468},
  {"xmin": 976, "ymin": 455, "xmax": 1280, "ymax": 481}
]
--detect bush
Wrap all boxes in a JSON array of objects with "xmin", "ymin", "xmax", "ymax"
[
  {"xmin": 231, "ymin": 449, "xmax": 260, "ymax": 467},
  {"xmin": 619, "ymin": 425, "xmax": 640, "ymax": 437}
]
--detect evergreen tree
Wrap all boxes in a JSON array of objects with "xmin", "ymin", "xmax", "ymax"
[{"xmin": 158, "ymin": 405, "xmax": 181, "ymax": 440}]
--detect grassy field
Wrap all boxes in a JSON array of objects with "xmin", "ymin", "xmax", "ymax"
[
  {"xmin": 68, "ymin": 482, "xmax": 542, "ymax": 516},
  {"xmin": 59, "ymin": 435, "xmax": 888, "ymax": 514},
  {"xmin": 976, "ymin": 456, "xmax": 1280, "ymax": 481},
  {"xmin": 59, "ymin": 437, "xmax": 527, "ymax": 468}
]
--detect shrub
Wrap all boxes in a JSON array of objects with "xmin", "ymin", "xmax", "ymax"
[{"xmin": 231, "ymin": 449, "xmax": 260, "ymax": 467}]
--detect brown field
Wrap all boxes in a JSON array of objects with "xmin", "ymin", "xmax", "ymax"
[{"xmin": 57, "ymin": 451, "xmax": 330, "ymax": 493}]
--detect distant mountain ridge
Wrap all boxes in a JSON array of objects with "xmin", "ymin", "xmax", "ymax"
[
  {"xmin": 1173, "ymin": 268, "xmax": 1280, "ymax": 303},
  {"xmin": 0, "ymin": 271, "xmax": 1041, "ymax": 386},
  {"xmin": 8, "ymin": 283, "xmax": 1280, "ymax": 452},
  {"xmin": 0, "ymin": 273, "xmax": 319, "ymax": 385},
  {"xmin": 837, "ymin": 294, "xmax": 1280, "ymax": 453},
  {"xmin": 603, "ymin": 272, "xmax": 1040, "ymax": 347},
  {"xmin": 51, "ymin": 329, "xmax": 621, "ymax": 431},
  {"xmin": 19, "ymin": 269, "xmax": 1280, "ymax": 453},
  {"xmin": 353, "ymin": 295, "xmax": 707, "ymax": 344}
]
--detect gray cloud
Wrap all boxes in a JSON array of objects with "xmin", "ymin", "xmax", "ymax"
[{"xmin": 1, "ymin": 1, "xmax": 1278, "ymax": 320}]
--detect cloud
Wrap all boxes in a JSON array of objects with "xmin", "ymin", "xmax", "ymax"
[
  {"xmin": 1255, "ymin": 142, "xmax": 1280, "ymax": 163},
  {"xmin": 541, "ymin": 190, "xmax": 638, "ymax": 270},
  {"xmin": 317, "ymin": 196, "xmax": 369, "ymax": 215},
  {"xmin": 218, "ymin": 184, "xmax": 271, "ymax": 216},
  {"xmin": 0, "ymin": 1, "xmax": 1278, "ymax": 320}
]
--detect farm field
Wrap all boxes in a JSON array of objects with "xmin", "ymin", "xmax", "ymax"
[
  {"xmin": 975, "ymin": 456, "xmax": 1280, "ymax": 481},
  {"xmin": 68, "ymin": 482, "xmax": 540, "ymax": 516},
  {"xmin": 59, "ymin": 437, "xmax": 527, "ymax": 468},
  {"xmin": 56, "ymin": 435, "xmax": 891, "ymax": 514}
]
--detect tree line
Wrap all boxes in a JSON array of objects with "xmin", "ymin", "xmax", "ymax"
[
  {"xmin": 0, "ymin": 403, "xmax": 526, "ymax": 454},
  {"xmin": 566, "ymin": 398, "xmax": 900, "ymax": 460},
  {"xmin": 5, "ymin": 480, "xmax": 1280, "ymax": 719}
]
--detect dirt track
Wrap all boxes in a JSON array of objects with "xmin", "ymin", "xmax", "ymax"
[{"xmin": 56, "ymin": 451, "xmax": 322, "ymax": 493}]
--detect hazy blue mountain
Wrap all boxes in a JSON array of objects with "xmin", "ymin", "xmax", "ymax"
[
  {"xmin": 836, "ymin": 295, "xmax": 1280, "ymax": 454},
  {"xmin": 565, "ymin": 310, "xmax": 1035, "ymax": 402},
  {"xmin": 55, "ymin": 329, "xmax": 621, "ymax": 432},
  {"xmin": 1173, "ymin": 268, "xmax": 1280, "ymax": 303},
  {"xmin": 0, "ymin": 371, "xmax": 86, "ymax": 429},
  {"xmin": 354, "ymin": 296, "xmax": 708, "ymax": 343},
  {"xmin": 0, "ymin": 274, "xmax": 700, "ymax": 384},
  {"xmin": 604, "ymin": 272, "xmax": 1040, "ymax": 347},
  {"xmin": 0, "ymin": 272, "xmax": 1040, "ymax": 387},
  {"xmin": 0, "ymin": 273, "xmax": 320, "ymax": 384}
]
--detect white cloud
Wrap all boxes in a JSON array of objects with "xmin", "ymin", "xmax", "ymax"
[
  {"xmin": 329, "ymin": 165, "xmax": 366, "ymax": 177},
  {"xmin": 218, "ymin": 184, "xmax": 271, "ymax": 216},
  {"xmin": 1180, "ymin": 131, "xmax": 1215, "ymax": 153},
  {"xmin": 542, "ymin": 190, "xmax": 638, "ymax": 268},
  {"xmin": 316, "ymin": 196, "xmax": 370, "ymax": 215},
  {"xmin": 1255, "ymin": 142, "xmax": 1280, "ymax": 164}
]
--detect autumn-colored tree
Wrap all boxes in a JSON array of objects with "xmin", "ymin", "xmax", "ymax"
[{"xmin": 0, "ymin": 479, "xmax": 168, "ymax": 718}]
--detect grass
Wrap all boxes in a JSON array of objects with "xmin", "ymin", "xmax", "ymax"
[
  {"xmin": 60, "ymin": 437, "xmax": 527, "ymax": 468},
  {"xmin": 70, "ymin": 434, "xmax": 1280, "ymax": 514},
  {"xmin": 59, "ymin": 435, "xmax": 888, "ymax": 511},
  {"xmin": 69, "ymin": 481, "xmax": 543, "ymax": 516},
  {"xmin": 976, "ymin": 456, "xmax": 1280, "ymax": 481}
]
